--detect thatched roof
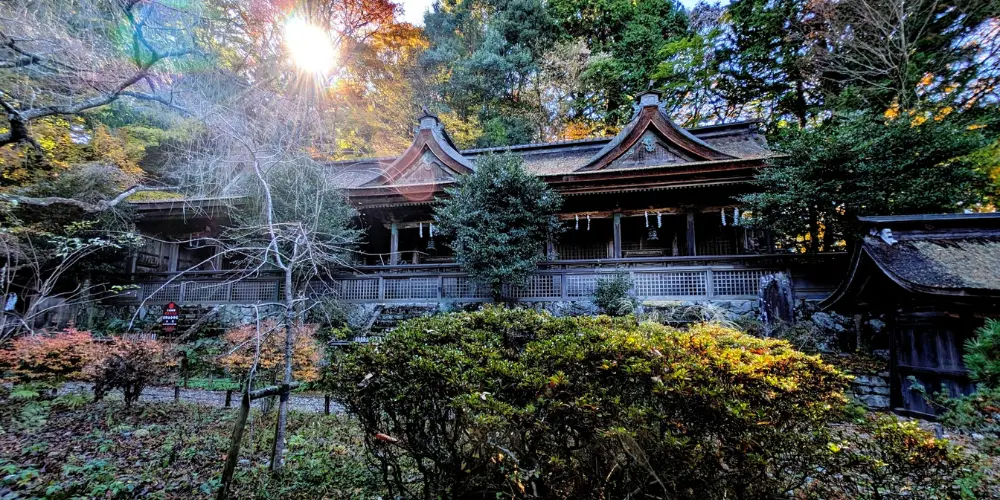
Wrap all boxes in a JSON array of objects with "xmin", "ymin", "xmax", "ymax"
[
  {"xmin": 863, "ymin": 235, "xmax": 1000, "ymax": 291},
  {"xmin": 823, "ymin": 213, "xmax": 1000, "ymax": 308},
  {"xmin": 326, "ymin": 93, "xmax": 775, "ymax": 191}
]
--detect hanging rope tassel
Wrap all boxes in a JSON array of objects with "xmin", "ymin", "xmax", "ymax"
[
  {"xmin": 656, "ymin": 212, "xmax": 662, "ymax": 228},
  {"xmin": 575, "ymin": 214, "xmax": 579, "ymax": 230},
  {"xmin": 644, "ymin": 210, "xmax": 649, "ymax": 227},
  {"xmin": 587, "ymin": 214, "xmax": 591, "ymax": 231},
  {"xmin": 734, "ymin": 208, "xmax": 740, "ymax": 226},
  {"xmin": 721, "ymin": 207, "xmax": 727, "ymax": 226},
  {"xmin": 419, "ymin": 222, "xmax": 423, "ymax": 238}
]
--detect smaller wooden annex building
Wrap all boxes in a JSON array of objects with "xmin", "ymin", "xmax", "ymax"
[{"xmin": 822, "ymin": 213, "xmax": 1000, "ymax": 417}]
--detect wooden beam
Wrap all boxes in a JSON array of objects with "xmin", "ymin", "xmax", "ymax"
[
  {"xmin": 384, "ymin": 220, "xmax": 435, "ymax": 230},
  {"xmin": 613, "ymin": 213, "xmax": 622, "ymax": 259},
  {"xmin": 557, "ymin": 206, "xmax": 734, "ymax": 221},
  {"xmin": 686, "ymin": 211, "xmax": 697, "ymax": 256},
  {"xmin": 389, "ymin": 222, "xmax": 400, "ymax": 266}
]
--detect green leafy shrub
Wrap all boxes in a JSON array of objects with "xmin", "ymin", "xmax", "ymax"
[
  {"xmin": 938, "ymin": 386, "xmax": 1000, "ymax": 454},
  {"xmin": 640, "ymin": 301, "xmax": 740, "ymax": 328},
  {"xmin": 816, "ymin": 414, "xmax": 984, "ymax": 499},
  {"xmin": 434, "ymin": 153, "xmax": 562, "ymax": 300},
  {"xmin": 592, "ymin": 272, "xmax": 637, "ymax": 316},
  {"xmin": 964, "ymin": 318, "xmax": 1000, "ymax": 388},
  {"xmin": 330, "ymin": 306, "xmax": 850, "ymax": 498}
]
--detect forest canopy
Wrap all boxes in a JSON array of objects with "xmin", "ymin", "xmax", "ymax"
[{"xmin": 0, "ymin": 0, "xmax": 997, "ymax": 249}]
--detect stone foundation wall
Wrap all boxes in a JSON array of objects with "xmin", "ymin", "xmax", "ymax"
[
  {"xmin": 850, "ymin": 372, "xmax": 892, "ymax": 411},
  {"xmin": 94, "ymin": 298, "xmax": 762, "ymax": 334}
]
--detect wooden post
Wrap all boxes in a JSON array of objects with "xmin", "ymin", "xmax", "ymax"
[
  {"xmin": 217, "ymin": 383, "xmax": 299, "ymax": 500},
  {"xmin": 389, "ymin": 222, "xmax": 400, "ymax": 266},
  {"xmin": 224, "ymin": 390, "xmax": 233, "ymax": 408},
  {"xmin": 686, "ymin": 211, "xmax": 697, "ymax": 256},
  {"xmin": 173, "ymin": 385, "xmax": 180, "ymax": 403},
  {"xmin": 324, "ymin": 395, "xmax": 331, "ymax": 415},
  {"xmin": 612, "ymin": 213, "xmax": 622, "ymax": 259},
  {"xmin": 167, "ymin": 242, "xmax": 180, "ymax": 273},
  {"xmin": 217, "ymin": 391, "xmax": 251, "ymax": 500}
]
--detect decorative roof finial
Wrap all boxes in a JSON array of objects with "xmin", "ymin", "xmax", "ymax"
[
  {"xmin": 638, "ymin": 85, "xmax": 662, "ymax": 107},
  {"xmin": 417, "ymin": 106, "xmax": 440, "ymax": 130}
]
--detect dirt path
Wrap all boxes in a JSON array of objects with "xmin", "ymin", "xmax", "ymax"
[{"xmin": 60, "ymin": 382, "xmax": 343, "ymax": 414}]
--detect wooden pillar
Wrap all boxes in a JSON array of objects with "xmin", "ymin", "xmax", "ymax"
[
  {"xmin": 686, "ymin": 211, "xmax": 697, "ymax": 256},
  {"xmin": 389, "ymin": 222, "xmax": 400, "ymax": 266},
  {"xmin": 167, "ymin": 242, "xmax": 180, "ymax": 272},
  {"xmin": 612, "ymin": 213, "xmax": 622, "ymax": 259}
]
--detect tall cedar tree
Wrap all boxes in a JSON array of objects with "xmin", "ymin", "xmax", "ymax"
[
  {"xmin": 740, "ymin": 111, "xmax": 998, "ymax": 251},
  {"xmin": 421, "ymin": 0, "xmax": 558, "ymax": 147},
  {"xmin": 550, "ymin": 0, "xmax": 689, "ymax": 127},
  {"xmin": 434, "ymin": 153, "xmax": 561, "ymax": 299}
]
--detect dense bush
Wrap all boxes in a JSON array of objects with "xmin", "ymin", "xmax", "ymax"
[
  {"xmin": 92, "ymin": 338, "xmax": 172, "ymax": 408},
  {"xmin": 592, "ymin": 272, "xmax": 637, "ymax": 316},
  {"xmin": 642, "ymin": 301, "xmax": 739, "ymax": 327},
  {"xmin": 816, "ymin": 415, "xmax": 984, "ymax": 499},
  {"xmin": 0, "ymin": 328, "xmax": 99, "ymax": 384},
  {"xmin": 433, "ymin": 153, "xmax": 562, "ymax": 300},
  {"xmin": 330, "ymin": 307, "xmax": 851, "ymax": 499}
]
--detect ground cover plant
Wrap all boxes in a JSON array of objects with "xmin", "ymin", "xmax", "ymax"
[
  {"xmin": 329, "ymin": 307, "xmax": 991, "ymax": 499},
  {"xmin": 0, "ymin": 389, "xmax": 380, "ymax": 499}
]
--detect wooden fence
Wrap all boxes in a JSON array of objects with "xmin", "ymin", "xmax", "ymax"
[
  {"xmin": 328, "ymin": 266, "xmax": 776, "ymax": 303},
  {"xmin": 125, "ymin": 258, "xmax": 785, "ymax": 305}
]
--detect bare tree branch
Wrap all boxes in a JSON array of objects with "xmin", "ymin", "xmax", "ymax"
[{"xmin": 0, "ymin": 185, "xmax": 172, "ymax": 212}]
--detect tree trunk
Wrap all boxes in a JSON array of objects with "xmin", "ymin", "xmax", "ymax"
[
  {"xmin": 269, "ymin": 268, "xmax": 295, "ymax": 473},
  {"xmin": 217, "ymin": 391, "xmax": 251, "ymax": 500}
]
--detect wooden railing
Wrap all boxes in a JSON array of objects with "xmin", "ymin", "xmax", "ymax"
[
  {"xmin": 120, "ymin": 275, "xmax": 283, "ymax": 305},
  {"xmin": 327, "ymin": 265, "xmax": 779, "ymax": 303},
  {"xmin": 123, "ymin": 255, "xmax": 797, "ymax": 305}
]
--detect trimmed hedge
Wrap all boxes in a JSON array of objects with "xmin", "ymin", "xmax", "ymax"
[{"xmin": 330, "ymin": 307, "xmax": 850, "ymax": 498}]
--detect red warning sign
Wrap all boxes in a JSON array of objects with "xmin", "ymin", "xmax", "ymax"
[{"xmin": 161, "ymin": 302, "xmax": 179, "ymax": 333}]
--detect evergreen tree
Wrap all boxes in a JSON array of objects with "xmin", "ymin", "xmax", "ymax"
[
  {"xmin": 433, "ymin": 153, "xmax": 562, "ymax": 300},
  {"xmin": 550, "ymin": 0, "xmax": 689, "ymax": 127},
  {"xmin": 741, "ymin": 111, "xmax": 999, "ymax": 251},
  {"xmin": 965, "ymin": 319, "xmax": 1000, "ymax": 389},
  {"xmin": 422, "ymin": 0, "xmax": 557, "ymax": 146},
  {"xmin": 716, "ymin": 0, "xmax": 824, "ymax": 128}
]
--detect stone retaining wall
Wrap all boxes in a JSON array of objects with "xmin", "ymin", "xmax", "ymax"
[{"xmin": 851, "ymin": 371, "xmax": 891, "ymax": 410}]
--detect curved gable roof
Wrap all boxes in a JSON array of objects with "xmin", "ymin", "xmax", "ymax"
[
  {"xmin": 367, "ymin": 110, "xmax": 475, "ymax": 188},
  {"xmin": 577, "ymin": 91, "xmax": 735, "ymax": 171},
  {"xmin": 328, "ymin": 97, "xmax": 775, "ymax": 194},
  {"xmin": 822, "ymin": 213, "xmax": 1000, "ymax": 310}
]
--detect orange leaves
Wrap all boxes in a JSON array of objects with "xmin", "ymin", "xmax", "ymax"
[
  {"xmin": 0, "ymin": 328, "xmax": 101, "ymax": 383},
  {"xmin": 216, "ymin": 320, "xmax": 323, "ymax": 382}
]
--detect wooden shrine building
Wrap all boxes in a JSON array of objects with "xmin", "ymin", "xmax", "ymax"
[{"xmin": 126, "ymin": 91, "xmax": 846, "ymax": 306}]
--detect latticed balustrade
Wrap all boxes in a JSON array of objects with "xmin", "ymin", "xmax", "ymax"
[{"xmin": 127, "ymin": 260, "xmax": 781, "ymax": 305}]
